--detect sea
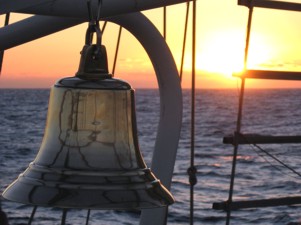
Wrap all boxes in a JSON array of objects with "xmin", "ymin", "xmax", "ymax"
[{"xmin": 1, "ymin": 88, "xmax": 301, "ymax": 225}]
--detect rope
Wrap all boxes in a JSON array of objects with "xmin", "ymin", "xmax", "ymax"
[
  {"xmin": 85, "ymin": 209, "xmax": 91, "ymax": 225},
  {"xmin": 102, "ymin": 21, "xmax": 107, "ymax": 33},
  {"xmin": 238, "ymin": 133, "xmax": 301, "ymax": 178},
  {"xmin": 61, "ymin": 209, "xmax": 67, "ymax": 225},
  {"xmin": 112, "ymin": 26, "xmax": 122, "ymax": 75},
  {"xmin": 253, "ymin": 144, "xmax": 301, "ymax": 177},
  {"xmin": 179, "ymin": 2, "xmax": 190, "ymax": 81},
  {"xmin": 187, "ymin": 1, "xmax": 197, "ymax": 225},
  {"xmin": 227, "ymin": 133, "xmax": 301, "ymax": 189},
  {"xmin": 28, "ymin": 206, "xmax": 37, "ymax": 225},
  {"xmin": 225, "ymin": 5, "xmax": 253, "ymax": 225},
  {"xmin": 163, "ymin": 6, "xmax": 167, "ymax": 39},
  {"xmin": 0, "ymin": 13, "xmax": 10, "ymax": 75},
  {"xmin": 177, "ymin": 3, "xmax": 197, "ymax": 223},
  {"xmin": 252, "ymin": 146, "xmax": 300, "ymax": 179}
]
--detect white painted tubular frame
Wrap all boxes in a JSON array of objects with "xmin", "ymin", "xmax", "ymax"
[
  {"xmin": 239, "ymin": 0, "xmax": 301, "ymax": 11},
  {"xmin": 0, "ymin": 0, "xmax": 191, "ymax": 17},
  {"xmin": 109, "ymin": 13, "xmax": 182, "ymax": 225}
]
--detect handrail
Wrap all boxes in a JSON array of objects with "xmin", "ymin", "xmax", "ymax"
[
  {"xmin": 224, "ymin": 133, "xmax": 301, "ymax": 144},
  {"xmin": 239, "ymin": 0, "xmax": 301, "ymax": 11},
  {"xmin": 1, "ymin": 0, "xmax": 192, "ymax": 18},
  {"xmin": 213, "ymin": 196, "xmax": 301, "ymax": 210},
  {"xmin": 233, "ymin": 70, "xmax": 301, "ymax": 80}
]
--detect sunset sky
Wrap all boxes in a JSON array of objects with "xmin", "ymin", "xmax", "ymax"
[{"xmin": 1, "ymin": 0, "xmax": 301, "ymax": 89}]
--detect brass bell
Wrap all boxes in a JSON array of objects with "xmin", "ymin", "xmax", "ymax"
[{"xmin": 2, "ymin": 24, "xmax": 174, "ymax": 209}]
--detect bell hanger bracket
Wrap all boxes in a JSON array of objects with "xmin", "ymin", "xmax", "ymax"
[{"xmin": 76, "ymin": 14, "xmax": 112, "ymax": 80}]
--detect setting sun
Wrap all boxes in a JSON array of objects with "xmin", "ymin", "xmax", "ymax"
[
  {"xmin": 197, "ymin": 30, "xmax": 245, "ymax": 77},
  {"xmin": 195, "ymin": 30, "xmax": 273, "ymax": 77}
]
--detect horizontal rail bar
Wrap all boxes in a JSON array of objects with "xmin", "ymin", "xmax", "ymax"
[
  {"xmin": 224, "ymin": 133, "xmax": 301, "ymax": 144},
  {"xmin": 238, "ymin": 0, "xmax": 301, "ymax": 12},
  {"xmin": 233, "ymin": 70, "xmax": 301, "ymax": 80},
  {"xmin": 213, "ymin": 196, "xmax": 301, "ymax": 210},
  {"xmin": 1, "ymin": 0, "xmax": 192, "ymax": 18}
]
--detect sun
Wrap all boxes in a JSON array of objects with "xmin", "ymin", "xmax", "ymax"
[
  {"xmin": 195, "ymin": 30, "xmax": 272, "ymax": 77},
  {"xmin": 197, "ymin": 31, "xmax": 244, "ymax": 77}
]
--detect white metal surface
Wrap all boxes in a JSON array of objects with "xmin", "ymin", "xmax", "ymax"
[
  {"xmin": 108, "ymin": 13, "xmax": 182, "ymax": 225},
  {"xmin": 1, "ymin": 0, "xmax": 191, "ymax": 17},
  {"xmin": 238, "ymin": 0, "xmax": 301, "ymax": 11},
  {"xmin": 0, "ymin": 0, "xmax": 47, "ymax": 14},
  {"xmin": 0, "ymin": 15, "xmax": 83, "ymax": 50}
]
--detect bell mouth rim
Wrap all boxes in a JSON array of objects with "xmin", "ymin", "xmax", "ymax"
[
  {"xmin": 2, "ymin": 163, "xmax": 174, "ymax": 209},
  {"xmin": 3, "ymin": 174, "xmax": 174, "ymax": 210}
]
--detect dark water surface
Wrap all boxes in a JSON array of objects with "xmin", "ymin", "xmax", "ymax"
[{"xmin": 1, "ymin": 88, "xmax": 301, "ymax": 224}]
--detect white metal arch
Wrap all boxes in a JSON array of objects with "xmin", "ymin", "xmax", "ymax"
[{"xmin": 108, "ymin": 13, "xmax": 182, "ymax": 225}]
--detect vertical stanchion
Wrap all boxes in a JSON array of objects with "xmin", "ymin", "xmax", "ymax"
[
  {"xmin": 188, "ymin": 0, "xmax": 197, "ymax": 224},
  {"xmin": 225, "ymin": 3, "xmax": 253, "ymax": 224}
]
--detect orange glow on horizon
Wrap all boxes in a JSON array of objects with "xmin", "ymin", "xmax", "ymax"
[{"xmin": 2, "ymin": 1, "xmax": 301, "ymax": 89}]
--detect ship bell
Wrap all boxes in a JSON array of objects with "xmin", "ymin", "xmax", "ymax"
[{"xmin": 2, "ymin": 30, "xmax": 174, "ymax": 209}]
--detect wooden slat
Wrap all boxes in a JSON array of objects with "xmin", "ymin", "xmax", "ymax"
[
  {"xmin": 223, "ymin": 133, "xmax": 301, "ymax": 144},
  {"xmin": 213, "ymin": 196, "xmax": 301, "ymax": 210},
  {"xmin": 233, "ymin": 70, "xmax": 301, "ymax": 80},
  {"xmin": 238, "ymin": 0, "xmax": 301, "ymax": 12}
]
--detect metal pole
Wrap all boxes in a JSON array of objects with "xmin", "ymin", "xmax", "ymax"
[
  {"xmin": 108, "ymin": 13, "xmax": 182, "ymax": 225},
  {"xmin": 188, "ymin": 0, "xmax": 197, "ymax": 224},
  {"xmin": 226, "ymin": 5, "xmax": 253, "ymax": 225}
]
